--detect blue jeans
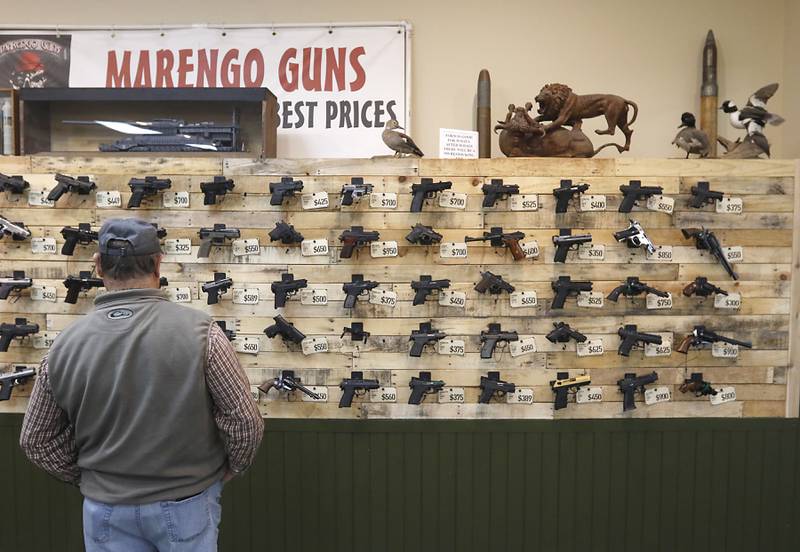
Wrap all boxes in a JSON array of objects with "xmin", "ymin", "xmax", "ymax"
[{"xmin": 82, "ymin": 480, "xmax": 223, "ymax": 552}]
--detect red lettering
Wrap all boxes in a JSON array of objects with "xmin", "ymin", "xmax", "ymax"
[
  {"xmin": 197, "ymin": 49, "xmax": 218, "ymax": 87},
  {"xmin": 324, "ymin": 48, "xmax": 346, "ymax": 92},
  {"xmin": 243, "ymin": 49, "xmax": 264, "ymax": 87},
  {"xmin": 278, "ymin": 48, "xmax": 298, "ymax": 92},
  {"xmin": 349, "ymin": 47, "xmax": 366, "ymax": 92},
  {"xmin": 106, "ymin": 51, "xmax": 131, "ymax": 88},
  {"xmin": 221, "ymin": 49, "xmax": 240, "ymax": 87},
  {"xmin": 155, "ymin": 50, "xmax": 175, "ymax": 87},
  {"xmin": 177, "ymin": 49, "xmax": 194, "ymax": 88},
  {"xmin": 302, "ymin": 47, "xmax": 322, "ymax": 91},
  {"xmin": 133, "ymin": 51, "xmax": 152, "ymax": 87}
]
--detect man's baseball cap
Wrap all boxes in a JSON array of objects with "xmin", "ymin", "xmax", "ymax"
[{"xmin": 98, "ymin": 218, "xmax": 162, "ymax": 257}]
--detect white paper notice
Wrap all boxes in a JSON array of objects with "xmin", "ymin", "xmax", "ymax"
[{"xmin": 438, "ymin": 128, "xmax": 479, "ymax": 159}]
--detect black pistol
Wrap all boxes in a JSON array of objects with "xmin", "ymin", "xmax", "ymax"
[
  {"xmin": 408, "ymin": 371, "xmax": 445, "ymax": 405},
  {"xmin": 200, "ymin": 176, "xmax": 235, "ymax": 205},
  {"xmin": 48, "ymin": 174, "xmax": 96, "ymax": 202}
]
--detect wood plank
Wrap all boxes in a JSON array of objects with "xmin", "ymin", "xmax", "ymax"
[
  {"xmin": 615, "ymin": 158, "xmax": 796, "ymax": 177},
  {"xmin": 0, "ymin": 156, "xmax": 31, "ymax": 173},
  {"xmin": 223, "ymin": 157, "xmax": 419, "ymax": 176},
  {"xmin": 419, "ymin": 157, "xmax": 615, "ymax": 177},
  {"xmin": 30, "ymin": 154, "xmax": 224, "ymax": 175},
  {"xmin": 788, "ymin": 160, "xmax": 800, "ymax": 416}
]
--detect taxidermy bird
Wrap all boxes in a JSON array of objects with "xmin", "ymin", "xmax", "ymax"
[
  {"xmin": 672, "ymin": 112, "xmax": 710, "ymax": 158},
  {"xmin": 720, "ymin": 83, "xmax": 784, "ymax": 156},
  {"xmin": 382, "ymin": 119, "xmax": 424, "ymax": 157}
]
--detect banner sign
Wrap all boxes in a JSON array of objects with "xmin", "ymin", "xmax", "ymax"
[{"xmin": 0, "ymin": 25, "xmax": 410, "ymax": 157}]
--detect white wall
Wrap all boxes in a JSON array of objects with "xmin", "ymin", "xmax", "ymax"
[{"xmin": 4, "ymin": 0, "xmax": 797, "ymax": 157}]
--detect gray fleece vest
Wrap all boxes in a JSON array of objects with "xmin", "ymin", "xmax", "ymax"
[{"xmin": 47, "ymin": 288, "xmax": 226, "ymax": 504}]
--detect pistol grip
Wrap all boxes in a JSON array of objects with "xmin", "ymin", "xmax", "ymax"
[
  {"xmin": 127, "ymin": 190, "xmax": 144, "ymax": 208},
  {"xmin": 339, "ymin": 388, "xmax": 355, "ymax": 408},
  {"xmin": 0, "ymin": 334, "xmax": 12, "ymax": 352}
]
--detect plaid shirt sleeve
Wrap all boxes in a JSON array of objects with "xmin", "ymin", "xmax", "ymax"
[
  {"xmin": 205, "ymin": 323, "xmax": 264, "ymax": 473},
  {"xmin": 19, "ymin": 356, "xmax": 81, "ymax": 485}
]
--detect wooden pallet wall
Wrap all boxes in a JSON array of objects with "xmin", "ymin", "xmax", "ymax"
[{"xmin": 0, "ymin": 155, "xmax": 797, "ymax": 419}]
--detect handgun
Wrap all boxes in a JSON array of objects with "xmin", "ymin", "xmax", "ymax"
[
  {"xmin": 550, "ymin": 275, "xmax": 593, "ymax": 309},
  {"xmin": 268, "ymin": 221, "xmax": 304, "ymax": 245},
  {"xmin": 613, "ymin": 219, "xmax": 656, "ymax": 255},
  {"xmin": 552, "ymin": 179, "xmax": 589, "ymax": 213},
  {"xmin": 546, "ymin": 322, "xmax": 587, "ymax": 344},
  {"xmin": 0, "ymin": 319, "xmax": 39, "ymax": 352},
  {"xmin": 405, "ymin": 223, "xmax": 443, "ymax": 245},
  {"xmin": 679, "ymin": 372, "xmax": 718, "ymax": 397},
  {"xmin": 689, "ymin": 181, "xmax": 723, "ymax": 209},
  {"xmin": 618, "ymin": 180, "xmax": 663, "ymax": 212},
  {"xmin": 338, "ymin": 226, "xmax": 380, "ymax": 259},
  {"xmin": 48, "ymin": 174, "xmax": 96, "ymax": 202},
  {"xmin": 341, "ymin": 322, "xmax": 370, "ymax": 343},
  {"xmin": 200, "ymin": 176, "xmax": 235, "ymax": 205},
  {"xmin": 482, "ymin": 178, "xmax": 519, "ymax": 207},
  {"xmin": 201, "ymin": 272, "xmax": 233, "ymax": 305},
  {"xmin": 60, "ymin": 223, "xmax": 98, "ymax": 256},
  {"xmin": 465, "ymin": 227, "xmax": 526, "ymax": 260},
  {"xmin": 552, "ymin": 228, "xmax": 592, "ymax": 262},
  {"xmin": 607, "ymin": 276, "xmax": 669, "ymax": 302},
  {"xmin": 408, "ymin": 371, "xmax": 445, "ymax": 405},
  {"xmin": 410, "ymin": 178, "xmax": 452, "ymax": 212},
  {"xmin": 410, "ymin": 275, "xmax": 451, "ymax": 305},
  {"xmin": 63, "ymin": 271, "xmax": 103, "ymax": 304},
  {"xmin": 617, "ymin": 324, "xmax": 662, "ymax": 356},
  {"xmin": 0, "ymin": 366, "xmax": 37, "ymax": 400},
  {"xmin": 339, "ymin": 371, "xmax": 380, "ymax": 407},
  {"xmin": 0, "ymin": 174, "xmax": 29, "ymax": 194},
  {"xmin": 271, "ymin": 273, "xmax": 308, "ymax": 308},
  {"xmin": 197, "ymin": 224, "xmax": 241, "ymax": 258},
  {"xmin": 479, "ymin": 323, "xmax": 518, "ymax": 359},
  {"xmin": 269, "ymin": 176, "xmax": 303, "ymax": 205},
  {"xmin": 681, "ymin": 227, "xmax": 737, "ymax": 280},
  {"xmin": 676, "ymin": 325, "xmax": 752, "ymax": 354},
  {"xmin": 478, "ymin": 371, "xmax": 516, "ymax": 404},
  {"xmin": 263, "ymin": 315, "xmax": 306, "ymax": 344},
  {"xmin": 342, "ymin": 274, "xmax": 379, "ymax": 308},
  {"xmin": 0, "ymin": 216, "xmax": 31, "ymax": 241},
  {"xmin": 408, "ymin": 321, "xmax": 446, "ymax": 357},
  {"xmin": 682, "ymin": 277, "xmax": 728, "ymax": 297},
  {"xmin": 474, "ymin": 271, "xmax": 515, "ymax": 295},
  {"xmin": 215, "ymin": 320, "xmax": 236, "ymax": 341},
  {"xmin": 259, "ymin": 370, "xmax": 321, "ymax": 400},
  {"xmin": 0, "ymin": 271, "xmax": 33, "ymax": 300},
  {"xmin": 617, "ymin": 371, "xmax": 659, "ymax": 411},
  {"xmin": 550, "ymin": 372, "xmax": 591, "ymax": 410},
  {"xmin": 127, "ymin": 176, "xmax": 172, "ymax": 208},
  {"xmin": 340, "ymin": 177, "xmax": 373, "ymax": 206}
]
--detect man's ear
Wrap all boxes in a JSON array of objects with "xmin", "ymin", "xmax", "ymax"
[
  {"xmin": 93, "ymin": 253, "xmax": 103, "ymax": 277},
  {"xmin": 153, "ymin": 254, "xmax": 162, "ymax": 278}
]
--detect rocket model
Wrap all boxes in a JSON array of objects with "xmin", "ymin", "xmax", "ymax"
[
  {"xmin": 477, "ymin": 69, "xmax": 491, "ymax": 158},
  {"xmin": 700, "ymin": 30, "xmax": 718, "ymax": 157}
]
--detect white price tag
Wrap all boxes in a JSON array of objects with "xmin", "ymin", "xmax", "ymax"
[
  {"xmin": 577, "ymin": 291, "xmax": 604, "ymax": 309},
  {"xmin": 234, "ymin": 337, "xmax": 260, "ymax": 355},
  {"xmin": 368, "ymin": 289, "xmax": 397, "ymax": 308},
  {"xmin": 164, "ymin": 238, "xmax": 192, "ymax": 255},
  {"xmin": 370, "ymin": 387, "xmax": 397, "ymax": 403},
  {"xmin": 232, "ymin": 288, "xmax": 260, "ymax": 305},
  {"xmin": 301, "ymin": 239, "xmax": 329, "ymax": 256},
  {"xmin": 716, "ymin": 197, "xmax": 743, "ymax": 214},
  {"xmin": 646, "ymin": 246, "xmax": 673, "ymax": 262},
  {"xmin": 520, "ymin": 240, "xmax": 540, "ymax": 259},
  {"xmin": 27, "ymin": 190, "xmax": 55, "ymax": 207},
  {"xmin": 578, "ymin": 243, "xmax": 605, "ymax": 261},
  {"xmin": 32, "ymin": 332, "xmax": 58, "ymax": 349},
  {"xmin": 646, "ymin": 292, "xmax": 673, "ymax": 310},
  {"xmin": 438, "ymin": 190, "xmax": 467, "ymax": 209},
  {"xmin": 165, "ymin": 287, "xmax": 192, "ymax": 303},
  {"xmin": 644, "ymin": 386, "xmax": 672, "ymax": 405},
  {"xmin": 370, "ymin": 240, "xmax": 399, "ymax": 258},
  {"xmin": 723, "ymin": 246, "xmax": 743, "ymax": 263},
  {"xmin": 439, "ymin": 242, "xmax": 468, "ymax": 259},
  {"xmin": 714, "ymin": 292, "xmax": 741, "ymax": 310},
  {"xmin": 301, "ymin": 191, "xmax": 330, "ymax": 210},
  {"xmin": 437, "ymin": 339, "xmax": 465, "ymax": 356},
  {"xmin": 301, "ymin": 386, "xmax": 329, "ymax": 402},
  {"xmin": 712, "ymin": 342, "xmax": 739, "ymax": 358},
  {"xmin": 95, "ymin": 191, "xmax": 122, "ymax": 208},
  {"xmin": 301, "ymin": 336, "xmax": 329, "ymax": 355},
  {"xmin": 438, "ymin": 290, "xmax": 466, "ymax": 308},
  {"xmin": 31, "ymin": 237, "xmax": 57, "ymax": 255},
  {"xmin": 576, "ymin": 387, "xmax": 603, "ymax": 404},
  {"xmin": 576, "ymin": 339, "xmax": 604, "ymax": 357},
  {"xmin": 507, "ymin": 388, "xmax": 534, "ymax": 404},
  {"xmin": 300, "ymin": 288, "xmax": 328, "ymax": 306},
  {"xmin": 232, "ymin": 238, "xmax": 260, "ymax": 257},
  {"xmin": 369, "ymin": 192, "xmax": 398, "ymax": 209},
  {"xmin": 646, "ymin": 194, "xmax": 674, "ymax": 214},
  {"xmin": 438, "ymin": 387, "xmax": 465, "ymax": 404},
  {"xmin": 510, "ymin": 291, "xmax": 538, "ymax": 308},
  {"xmin": 710, "ymin": 387, "xmax": 737, "ymax": 405},
  {"xmin": 509, "ymin": 337, "xmax": 537, "ymax": 357},
  {"xmin": 509, "ymin": 194, "xmax": 539, "ymax": 211},
  {"xmin": 645, "ymin": 334, "xmax": 673, "ymax": 357},
  {"xmin": 579, "ymin": 194, "xmax": 607, "ymax": 211},
  {"xmin": 251, "ymin": 385, "xmax": 261, "ymax": 402},
  {"xmin": 162, "ymin": 191, "xmax": 190, "ymax": 208},
  {"xmin": 30, "ymin": 285, "xmax": 57, "ymax": 302}
]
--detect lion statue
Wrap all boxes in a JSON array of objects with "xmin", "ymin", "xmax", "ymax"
[
  {"xmin": 494, "ymin": 103, "xmax": 596, "ymax": 158},
  {"xmin": 533, "ymin": 83, "xmax": 638, "ymax": 153}
]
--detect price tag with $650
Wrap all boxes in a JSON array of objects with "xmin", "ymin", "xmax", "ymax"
[
  {"xmin": 234, "ymin": 337, "xmax": 260, "ymax": 355},
  {"xmin": 301, "ymin": 239, "xmax": 329, "ymax": 257}
]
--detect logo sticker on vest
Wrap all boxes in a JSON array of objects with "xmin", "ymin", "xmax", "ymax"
[{"xmin": 107, "ymin": 308, "xmax": 134, "ymax": 320}]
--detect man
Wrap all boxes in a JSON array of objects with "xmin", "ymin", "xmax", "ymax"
[{"xmin": 20, "ymin": 218, "xmax": 263, "ymax": 551}]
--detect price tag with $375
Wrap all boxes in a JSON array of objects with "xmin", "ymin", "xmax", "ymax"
[
  {"xmin": 301, "ymin": 336, "xmax": 329, "ymax": 355},
  {"xmin": 438, "ymin": 387, "xmax": 465, "ymax": 404},
  {"xmin": 301, "ymin": 192, "xmax": 329, "ymax": 210},
  {"xmin": 716, "ymin": 197, "xmax": 743, "ymax": 214},
  {"xmin": 438, "ymin": 339, "xmax": 465, "ymax": 356},
  {"xmin": 369, "ymin": 289, "xmax": 397, "ymax": 308}
]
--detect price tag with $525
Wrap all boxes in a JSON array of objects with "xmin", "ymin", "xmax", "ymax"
[
  {"xmin": 232, "ymin": 239, "xmax": 260, "ymax": 257},
  {"xmin": 520, "ymin": 240, "xmax": 539, "ymax": 259},
  {"xmin": 577, "ymin": 291, "xmax": 604, "ymax": 309},
  {"xmin": 509, "ymin": 194, "xmax": 539, "ymax": 211},
  {"xmin": 576, "ymin": 339, "xmax": 604, "ymax": 357},
  {"xmin": 301, "ymin": 336, "xmax": 329, "ymax": 355},
  {"xmin": 301, "ymin": 191, "xmax": 329, "ymax": 210},
  {"xmin": 369, "ymin": 289, "xmax": 397, "ymax": 308},
  {"xmin": 646, "ymin": 195, "xmax": 674, "ymax": 214}
]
